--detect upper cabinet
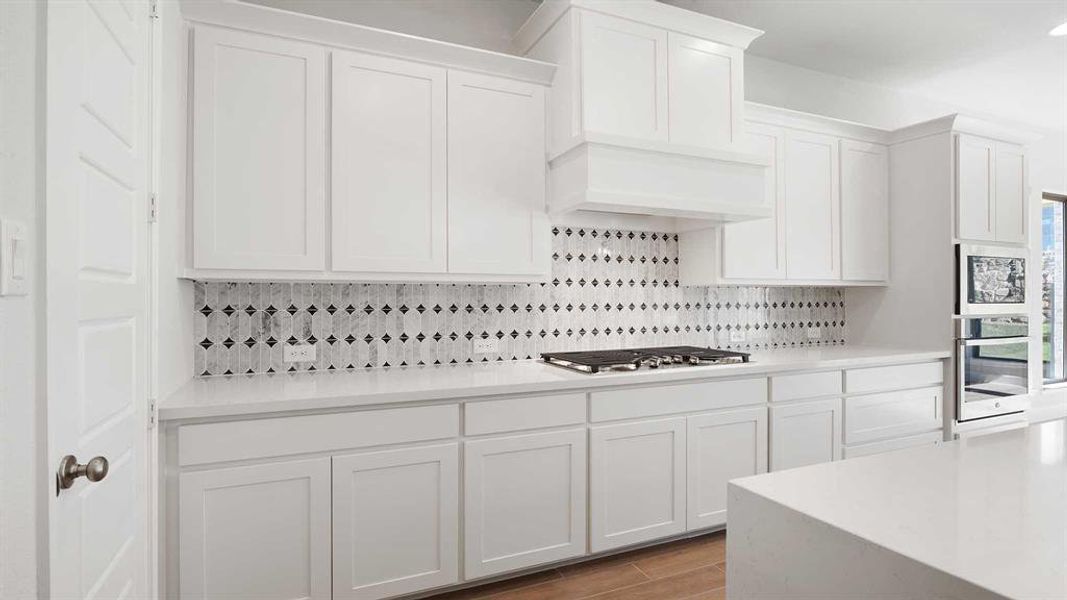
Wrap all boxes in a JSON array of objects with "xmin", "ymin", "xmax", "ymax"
[
  {"xmin": 191, "ymin": 27, "xmax": 326, "ymax": 271},
  {"xmin": 331, "ymin": 52, "xmax": 447, "ymax": 274},
  {"xmin": 184, "ymin": 4, "xmax": 555, "ymax": 282},
  {"xmin": 514, "ymin": 0, "xmax": 771, "ymax": 223},
  {"xmin": 956, "ymin": 134, "xmax": 1027, "ymax": 244},
  {"xmin": 680, "ymin": 104, "xmax": 890, "ymax": 287}
]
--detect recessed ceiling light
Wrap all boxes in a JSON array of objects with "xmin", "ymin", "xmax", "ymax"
[{"xmin": 1051, "ymin": 22, "xmax": 1067, "ymax": 36}]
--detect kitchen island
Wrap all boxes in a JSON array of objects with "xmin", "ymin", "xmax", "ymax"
[{"xmin": 728, "ymin": 419, "xmax": 1065, "ymax": 600}]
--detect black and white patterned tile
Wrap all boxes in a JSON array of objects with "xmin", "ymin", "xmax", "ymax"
[{"xmin": 193, "ymin": 227, "xmax": 846, "ymax": 375}]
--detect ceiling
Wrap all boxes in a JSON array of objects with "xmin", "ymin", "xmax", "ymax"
[{"xmin": 245, "ymin": 0, "xmax": 1067, "ymax": 128}]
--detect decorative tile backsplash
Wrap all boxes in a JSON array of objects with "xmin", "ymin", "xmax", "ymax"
[{"xmin": 194, "ymin": 227, "xmax": 845, "ymax": 376}]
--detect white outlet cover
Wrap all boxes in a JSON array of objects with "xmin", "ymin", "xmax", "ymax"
[
  {"xmin": 284, "ymin": 344, "xmax": 317, "ymax": 363},
  {"xmin": 729, "ymin": 330, "xmax": 745, "ymax": 342},
  {"xmin": 0, "ymin": 219, "xmax": 29, "ymax": 296},
  {"xmin": 473, "ymin": 338, "xmax": 500, "ymax": 354},
  {"xmin": 807, "ymin": 327, "xmax": 822, "ymax": 340}
]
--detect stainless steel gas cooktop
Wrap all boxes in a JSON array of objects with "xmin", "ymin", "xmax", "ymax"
[{"xmin": 541, "ymin": 346, "xmax": 750, "ymax": 374}]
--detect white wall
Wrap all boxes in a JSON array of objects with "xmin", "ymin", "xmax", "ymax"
[{"xmin": 0, "ymin": 1, "xmax": 44, "ymax": 597}]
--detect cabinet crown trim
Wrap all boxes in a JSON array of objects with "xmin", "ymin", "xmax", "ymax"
[
  {"xmin": 889, "ymin": 113, "xmax": 1043, "ymax": 146},
  {"xmin": 512, "ymin": 0, "xmax": 764, "ymax": 55},
  {"xmin": 181, "ymin": 0, "xmax": 557, "ymax": 84}
]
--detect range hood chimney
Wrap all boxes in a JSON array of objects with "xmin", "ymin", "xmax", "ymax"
[{"xmin": 513, "ymin": 0, "xmax": 769, "ymax": 226}]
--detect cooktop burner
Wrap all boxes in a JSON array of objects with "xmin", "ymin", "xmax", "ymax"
[{"xmin": 541, "ymin": 346, "xmax": 750, "ymax": 374}]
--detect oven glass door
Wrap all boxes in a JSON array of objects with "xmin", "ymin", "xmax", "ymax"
[{"xmin": 958, "ymin": 337, "xmax": 1030, "ymax": 421}]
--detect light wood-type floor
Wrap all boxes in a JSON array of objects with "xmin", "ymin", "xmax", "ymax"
[{"xmin": 431, "ymin": 532, "xmax": 727, "ymax": 600}]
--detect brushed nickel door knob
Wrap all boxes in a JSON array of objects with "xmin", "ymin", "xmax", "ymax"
[{"xmin": 56, "ymin": 455, "xmax": 109, "ymax": 495}]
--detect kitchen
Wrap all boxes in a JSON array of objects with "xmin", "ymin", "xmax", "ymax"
[{"xmin": 0, "ymin": 0, "xmax": 1065, "ymax": 599}]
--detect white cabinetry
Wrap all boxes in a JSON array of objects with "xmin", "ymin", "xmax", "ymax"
[
  {"xmin": 191, "ymin": 26, "xmax": 326, "ymax": 271},
  {"xmin": 681, "ymin": 105, "xmax": 890, "ymax": 286},
  {"xmin": 770, "ymin": 398, "xmax": 842, "ymax": 471},
  {"xmin": 667, "ymin": 32, "xmax": 744, "ymax": 149},
  {"xmin": 687, "ymin": 407, "xmax": 767, "ymax": 530},
  {"xmin": 331, "ymin": 52, "xmax": 447, "ymax": 274},
  {"xmin": 332, "ymin": 445, "xmax": 458, "ymax": 600},
  {"xmin": 179, "ymin": 457, "xmax": 332, "ymax": 600},
  {"xmin": 447, "ymin": 72, "xmax": 549, "ymax": 276},
  {"xmin": 784, "ymin": 130, "xmax": 841, "ymax": 280},
  {"xmin": 956, "ymin": 134, "xmax": 1028, "ymax": 244},
  {"xmin": 464, "ymin": 429, "xmax": 586, "ymax": 578},
  {"xmin": 841, "ymin": 140, "xmax": 890, "ymax": 281},
  {"xmin": 580, "ymin": 11, "xmax": 668, "ymax": 142},
  {"xmin": 590, "ymin": 418, "xmax": 687, "ymax": 552}
]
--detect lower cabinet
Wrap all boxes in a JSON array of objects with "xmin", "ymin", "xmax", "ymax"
[
  {"xmin": 464, "ymin": 429, "xmax": 587, "ymax": 578},
  {"xmin": 687, "ymin": 407, "xmax": 768, "ymax": 530},
  {"xmin": 179, "ymin": 457, "xmax": 333, "ymax": 600},
  {"xmin": 590, "ymin": 418, "xmax": 687, "ymax": 552},
  {"xmin": 332, "ymin": 444, "xmax": 459, "ymax": 600},
  {"xmin": 770, "ymin": 398, "xmax": 842, "ymax": 471}
]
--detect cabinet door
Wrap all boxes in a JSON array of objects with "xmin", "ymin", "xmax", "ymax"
[
  {"xmin": 331, "ymin": 51, "xmax": 446, "ymax": 273},
  {"xmin": 722, "ymin": 123, "xmax": 786, "ymax": 279},
  {"xmin": 179, "ymin": 458, "xmax": 331, "ymax": 600},
  {"xmin": 333, "ymin": 444, "xmax": 459, "ymax": 600},
  {"xmin": 192, "ymin": 26, "xmax": 325, "ymax": 271},
  {"xmin": 770, "ymin": 399, "xmax": 842, "ymax": 471},
  {"xmin": 994, "ymin": 142, "xmax": 1027, "ymax": 244},
  {"xmin": 956, "ymin": 134, "xmax": 996, "ymax": 241},
  {"xmin": 580, "ymin": 11, "xmax": 668, "ymax": 141},
  {"xmin": 464, "ymin": 430, "xmax": 586, "ymax": 578},
  {"xmin": 590, "ymin": 418, "xmax": 686, "ymax": 552},
  {"xmin": 784, "ymin": 130, "xmax": 840, "ymax": 280},
  {"xmin": 840, "ymin": 140, "xmax": 889, "ymax": 281},
  {"xmin": 447, "ymin": 71, "xmax": 549, "ymax": 276},
  {"xmin": 687, "ymin": 408, "xmax": 768, "ymax": 531},
  {"xmin": 667, "ymin": 32, "xmax": 744, "ymax": 149}
]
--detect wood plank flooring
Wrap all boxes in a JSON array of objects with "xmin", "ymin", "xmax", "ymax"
[{"xmin": 430, "ymin": 532, "xmax": 727, "ymax": 600}]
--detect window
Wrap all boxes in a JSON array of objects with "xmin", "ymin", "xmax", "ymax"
[{"xmin": 1042, "ymin": 192, "xmax": 1067, "ymax": 384}]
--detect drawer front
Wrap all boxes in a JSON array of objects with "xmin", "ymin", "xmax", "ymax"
[
  {"xmin": 769, "ymin": 370, "xmax": 842, "ymax": 402},
  {"xmin": 845, "ymin": 361, "xmax": 943, "ymax": 394},
  {"xmin": 590, "ymin": 378, "xmax": 766, "ymax": 422},
  {"xmin": 843, "ymin": 431, "xmax": 943, "ymax": 459},
  {"xmin": 465, "ymin": 393, "xmax": 586, "ymax": 436},
  {"xmin": 179, "ymin": 404, "xmax": 459, "ymax": 466},
  {"xmin": 844, "ymin": 386, "xmax": 942, "ymax": 445}
]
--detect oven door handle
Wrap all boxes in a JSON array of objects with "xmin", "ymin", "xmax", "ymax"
[{"xmin": 959, "ymin": 336, "xmax": 1029, "ymax": 347}]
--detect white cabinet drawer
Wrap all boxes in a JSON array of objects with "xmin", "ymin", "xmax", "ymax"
[
  {"xmin": 178, "ymin": 404, "xmax": 459, "ymax": 466},
  {"xmin": 590, "ymin": 378, "xmax": 766, "ymax": 422},
  {"xmin": 844, "ymin": 386, "xmax": 942, "ymax": 445},
  {"xmin": 843, "ymin": 431, "xmax": 943, "ymax": 459},
  {"xmin": 845, "ymin": 361, "xmax": 944, "ymax": 394},
  {"xmin": 465, "ymin": 393, "xmax": 586, "ymax": 436},
  {"xmin": 769, "ymin": 370, "xmax": 841, "ymax": 402}
]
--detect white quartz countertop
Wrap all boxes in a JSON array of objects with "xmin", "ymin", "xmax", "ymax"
[
  {"xmin": 733, "ymin": 420, "xmax": 1067, "ymax": 600},
  {"xmin": 159, "ymin": 345, "xmax": 948, "ymax": 421}
]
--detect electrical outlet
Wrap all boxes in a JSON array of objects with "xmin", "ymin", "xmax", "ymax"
[
  {"xmin": 729, "ymin": 330, "xmax": 745, "ymax": 343},
  {"xmin": 473, "ymin": 338, "xmax": 500, "ymax": 354},
  {"xmin": 807, "ymin": 327, "xmax": 822, "ymax": 340},
  {"xmin": 284, "ymin": 344, "xmax": 317, "ymax": 363}
]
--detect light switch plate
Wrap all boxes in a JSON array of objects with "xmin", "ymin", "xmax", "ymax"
[
  {"xmin": 473, "ymin": 338, "xmax": 500, "ymax": 354},
  {"xmin": 0, "ymin": 219, "xmax": 29, "ymax": 296}
]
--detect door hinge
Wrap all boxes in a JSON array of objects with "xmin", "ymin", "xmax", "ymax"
[
  {"xmin": 148, "ymin": 400, "xmax": 157, "ymax": 428},
  {"xmin": 148, "ymin": 193, "xmax": 158, "ymax": 223},
  {"xmin": 149, "ymin": 0, "xmax": 159, "ymax": 20}
]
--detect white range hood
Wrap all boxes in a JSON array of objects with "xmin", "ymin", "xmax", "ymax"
[{"xmin": 514, "ymin": 0, "xmax": 770, "ymax": 226}]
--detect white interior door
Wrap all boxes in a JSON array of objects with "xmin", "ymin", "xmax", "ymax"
[{"xmin": 46, "ymin": 0, "xmax": 152, "ymax": 597}]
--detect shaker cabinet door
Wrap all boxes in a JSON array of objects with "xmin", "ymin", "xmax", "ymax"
[
  {"xmin": 590, "ymin": 418, "xmax": 686, "ymax": 552},
  {"xmin": 667, "ymin": 32, "xmax": 744, "ymax": 150},
  {"xmin": 994, "ymin": 142, "xmax": 1027, "ymax": 244},
  {"xmin": 179, "ymin": 458, "xmax": 332, "ymax": 600},
  {"xmin": 770, "ymin": 399, "xmax": 842, "ymax": 471},
  {"xmin": 784, "ymin": 130, "xmax": 840, "ymax": 280},
  {"xmin": 332, "ymin": 444, "xmax": 459, "ymax": 600},
  {"xmin": 722, "ymin": 123, "xmax": 786, "ymax": 280},
  {"xmin": 447, "ymin": 71, "xmax": 549, "ymax": 276},
  {"xmin": 956, "ymin": 134, "xmax": 996, "ymax": 242},
  {"xmin": 687, "ymin": 407, "xmax": 768, "ymax": 530},
  {"xmin": 331, "ymin": 51, "xmax": 447, "ymax": 273},
  {"xmin": 192, "ymin": 26, "xmax": 326, "ymax": 271},
  {"xmin": 840, "ymin": 140, "xmax": 889, "ymax": 281}
]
